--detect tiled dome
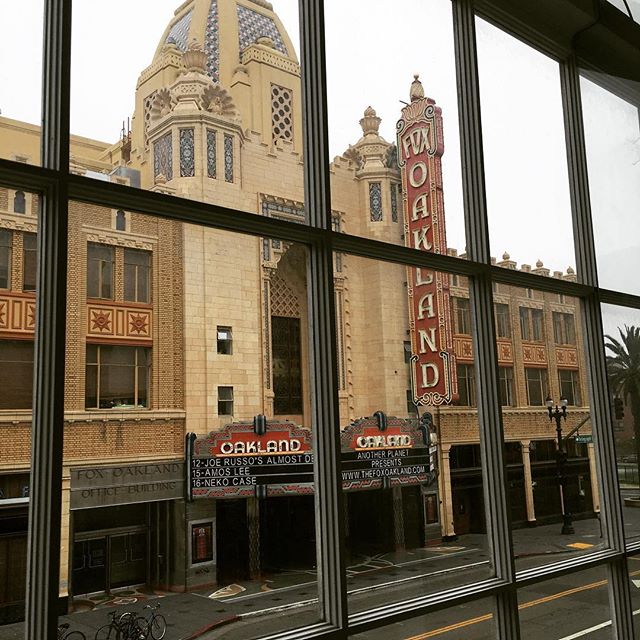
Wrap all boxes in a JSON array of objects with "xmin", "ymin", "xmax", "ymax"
[{"xmin": 156, "ymin": 0, "xmax": 296, "ymax": 84}]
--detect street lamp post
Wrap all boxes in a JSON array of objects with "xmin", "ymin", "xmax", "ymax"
[{"xmin": 546, "ymin": 394, "xmax": 574, "ymax": 534}]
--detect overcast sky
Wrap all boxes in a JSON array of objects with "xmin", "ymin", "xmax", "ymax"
[{"xmin": 1, "ymin": 0, "xmax": 638, "ymax": 300}]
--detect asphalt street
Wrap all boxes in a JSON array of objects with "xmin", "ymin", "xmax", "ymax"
[{"xmin": 3, "ymin": 507, "xmax": 640, "ymax": 640}]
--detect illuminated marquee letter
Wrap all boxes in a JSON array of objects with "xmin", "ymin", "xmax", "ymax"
[
  {"xmin": 413, "ymin": 226, "xmax": 432, "ymax": 251},
  {"xmin": 415, "ymin": 268, "xmax": 433, "ymax": 286},
  {"xmin": 409, "ymin": 161, "xmax": 428, "ymax": 188},
  {"xmin": 417, "ymin": 293, "xmax": 435, "ymax": 320},
  {"xmin": 412, "ymin": 193, "xmax": 429, "ymax": 221},
  {"xmin": 418, "ymin": 328, "xmax": 437, "ymax": 353},
  {"xmin": 420, "ymin": 362, "xmax": 440, "ymax": 388}
]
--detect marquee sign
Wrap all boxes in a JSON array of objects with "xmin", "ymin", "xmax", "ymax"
[
  {"xmin": 340, "ymin": 415, "xmax": 432, "ymax": 491},
  {"xmin": 187, "ymin": 421, "xmax": 313, "ymax": 499},
  {"xmin": 396, "ymin": 77, "xmax": 457, "ymax": 406}
]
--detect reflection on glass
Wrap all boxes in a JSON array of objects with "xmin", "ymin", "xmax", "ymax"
[
  {"xmin": 326, "ymin": 0, "xmax": 465, "ymax": 249},
  {"xmin": 55, "ymin": 207, "xmax": 319, "ymax": 638},
  {"xmin": 337, "ymin": 256, "xmax": 491, "ymax": 614},
  {"xmin": 493, "ymin": 285, "xmax": 605, "ymax": 570},
  {"xmin": 0, "ymin": 189, "xmax": 35, "ymax": 627},
  {"xmin": 0, "ymin": 1, "xmax": 43, "ymax": 163},
  {"xmin": 602, "ymin": 304, "xmax": 640, "ymax": 545},
  {"xmin": 349, "ymin": 598, "xmax": 495, "ymax": 639},
  {"xmin": 518, "ymin": 567, "xmax": 611, "ymax": 639},
  {"xmin": 69, "ymin": 0, "xmax": 307, "ymax": 225},
  {"xmin": 581, "ymin": 75, "xmax": 640, "ymax": 294},
  {"xmin": 476, "ymin": 18, "xmax": 574, "ymax": 273}
]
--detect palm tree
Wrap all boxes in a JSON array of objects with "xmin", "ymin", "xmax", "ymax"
[{"xmin": 605, "ymin": 325, "xmax": 640, "ymax": 494}]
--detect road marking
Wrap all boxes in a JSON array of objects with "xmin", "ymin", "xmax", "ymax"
[
  {"xmin": 557, "ymin": 607, "xmax": 640, "ymax": 639},
  {"xmin": 406, "ymin": 569, "xmax": 640, "ymax": 640},
  {"xmin": 566, "ymin": 542, "xmax": 594, "ymax": 550}
]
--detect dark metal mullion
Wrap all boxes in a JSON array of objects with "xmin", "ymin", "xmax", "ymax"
[
  {"xmin": 560, "ymin": 54, "xmax": 635, "ymax": 637},
  {"xmin": 26, "ymin": 0, "xmax": 71, "ymax": 638},
  {"xmin": 299, "ymin": 0, "xmax": 347, "ymax": 634},
  {"xmin": 452, "ymin": 1, "xmax": 520, "ymax": 638}
]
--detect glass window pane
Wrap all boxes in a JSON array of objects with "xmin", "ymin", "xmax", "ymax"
[
  {"xmin": 335, "ymin": 255, "xmax": 492, "ymax": 614},
  {"xmin": 500, "ymin": 287, "xmax": 606, "ymax": 571},
  {"xmin": 69, "ymin": 1, "xmax": 307, "ymax": 226},
  {"xmin": 326, "ymin": 0, "xmax": 465, "ymax": 249},
  {"xmin": 0, "ymin": 187, "xmax": 35, "ymax": 630},
  {"xmin": 602, "ymin": 304, "xmax": 640, "ymax": 545},
  {"xmin": 64, "ymin": 208, "xmax": 319, "ymax": 637},
  {"xmin": 0, "ymin": 1, "xmax": 43, "ymax": 164},
  {"xmin": 581, "ymin": 73, "xmax": 640, "ymax": 295},
  {"xmin": 476, "ymin": 19, "xmax": 575, "ymax": 276},
  {"xmin": 518, "ymin": 567, "xmax": 612, "ymax": 639}
]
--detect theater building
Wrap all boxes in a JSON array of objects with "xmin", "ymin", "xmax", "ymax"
[{"xmin": 0, "ymin": 0, "xmax": 597, "ymax": 619}]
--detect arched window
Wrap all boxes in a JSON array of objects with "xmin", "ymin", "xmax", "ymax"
[
  {"xmin": 13, "ymin": 191, "xmax": 26, "ymax": 214},
  {"xmin": 115, "ymin": 210, "xmax": 126, "ymax": 231}
]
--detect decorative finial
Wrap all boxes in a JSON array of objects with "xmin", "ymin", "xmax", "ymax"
[
  {"xmin": 359, "ymin": 106, "xmax": 381, "ymax": 136},
  {"xmin": 256, "ymin": 35, "xmax": 276, "ymax": 49},
  {"xmin": 536, "ymin": 259, "xmax": 543, "ymax": 268},
  {"xmin": 502, "ymin": 252, "xmax": 510, "ymax": 261},
  {"xmin": 182, "ymin": 38, "xmax": 207, "ymax": 73},
  {"xmin": 410, "ymin": 74, "xmax": 425, "ymax": 102},
  {"xmin": 567, "ymin": 266, "xmax": 575, "ymax": 275}
]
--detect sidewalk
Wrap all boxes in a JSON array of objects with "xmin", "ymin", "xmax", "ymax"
[{"xmin": 1, "ymin": 513, "xmax": 634, "ymax": 640}]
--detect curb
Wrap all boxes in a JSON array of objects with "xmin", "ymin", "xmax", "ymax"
[{"xmin": 179, "ymin": 615, "xmax": 240, "ymax": 640}]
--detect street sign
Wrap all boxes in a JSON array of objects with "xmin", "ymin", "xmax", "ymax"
[{"xmin": 575, "ymin": 435, "xmax": 593, "ymax": 444}]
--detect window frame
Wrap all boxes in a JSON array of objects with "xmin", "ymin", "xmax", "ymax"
[
  {"xmin": 86, "ymin": 241, "xmax": 114, "ymax": 300},
  {"xmin": 11, "ymin": 0, "xmax": 640, "ymax": 637},
  {"xmin": 123, "ymin": 247, "xmax": 151, "ymax": 304},
  {"xmin": 217, "ymin": 385, "xmax": 234, "ymax": 416},
  {"xmin": 22, "ymin": 231, "xmax": 37, "ymax": 293},
  {"xmin": 84, "ymin": 344, "xmax": 150, "ymax": 410},
  {"xmin": 0, "ymin": 228, "xmax": 12, "ymax": 289}
]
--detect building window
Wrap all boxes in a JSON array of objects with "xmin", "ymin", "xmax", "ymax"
[
  {"xmin": 455, "ymin": 363, "xmax": 476, "ymax": 406},
  {"xmin": 390, "ymin": 182, "xmax": 399, "ymax": 222},
  {"xmin": 0, "ymin": 229, "xmax": 11, "ymax": 289},
  {"xmin": 0, "ymin": 341, "xmax": 34, "ymax": 409},
  {"xmin": 520, "ymin": 307, "xmax": 544, "ymax": 341},
  {"xmin": 153, "ymin": 132, "xmax": 173, "ymax": 181},
  {"xmin": 271, "ymin": 84, "xmax": 293, "ymax": 143},
  {"xmin": 224, "ymin": 134, "xmax": 234, "ymax": 183},
  {"xmin": 272, "ymin": 316, "xmax": 302, "ymax": 414},
  {"xmin": 87, "ymin": 243, "xmax": 114, "ymax": 300},
  {"xmin": 369, "ymin": 182, "xmax": 383, "ymax": 221},
  {"xmin": 499, "ymin": 367, "xmax": 515, "ymax": 406},
  {"xmin": 124, "ymin": 249, "xmax": 151, "ymax": 303},
  {"xmin": 553, "ymin": 312, "xmax": 576, "ymax": 345},
  {"xmin": 206, "ymin": 129, "xmax": 216, "ymax": 179},
  {"xmin": 191, "ymin": 523, "xmax": 214, "ymax": 564},
  {"xmin": 403, "ymin": 340, "xmax": 412, "ymax": 364},
  {"xmin": 525, "ymin": 368, "xmax": 548, "ymax": 406},
  {"xmin": 85, "ymin": 345, "xmax": 150, "ymax": 409},
  {"xmin": 179, "ymin": 128, "xmax": 195, "ymax": 177},
  {"xmin": 217, "ymin": 326, "xmax": 232, "ymax": 354},
  {"xmin": 559, "ymin": 369, "xmax": 581, "ymax": 406},
  {"xmin": 495, "ymin": 303, "xmax": 511, "ymax": 338},
  {"xmin": 13, "ymin": 191, "xmax": 26, "ymax": 214},
  {"xmin": 453, "ymin": 297, "xmax": 471, "ymax": 334},
  {"xmin": 22, "ymin": 233, "xmax": 37, "ymax": 292},
  {"xmin": 218, "ymin": 386, "xmax": 234, "ymax": 416},
  {"xmin": 406, "ymin": 389, "xmax": 415, "ymax": 415},
  {"xmin": 115, "ymin": 210, "xmax": 126, "ymax": 231}
]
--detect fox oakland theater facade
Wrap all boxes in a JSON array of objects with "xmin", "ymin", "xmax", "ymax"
[{"xmin": 0, "ymin": 0, "xmax": 596, "ymax": 618}]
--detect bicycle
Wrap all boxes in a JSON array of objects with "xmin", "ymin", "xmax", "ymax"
[
  {"xmin": 58, "ymin": 622, "xmax": 87, "ymax": 640},
  {"xmin": 136, "ymin": 602, "xmax": 166, "ymax": 640},
  {"xmin": 94, "ymin": 610, "xmax": 146, "ymax": 640}
]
